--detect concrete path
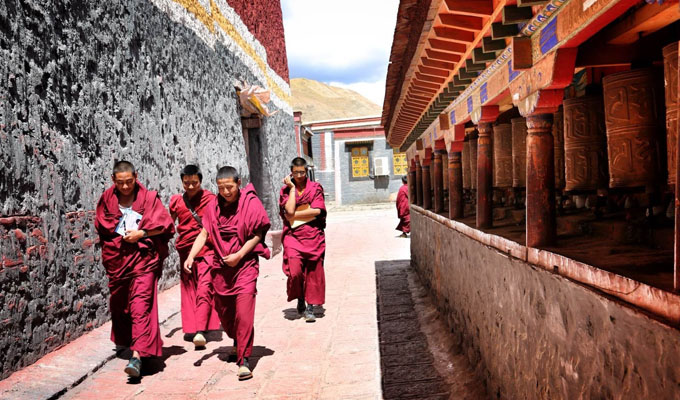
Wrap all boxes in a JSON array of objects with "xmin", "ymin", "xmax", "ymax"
[{"xmin": 1, "ymin": 206, "xmax": 486, "ymax": 399}]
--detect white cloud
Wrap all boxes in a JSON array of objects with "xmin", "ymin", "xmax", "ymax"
[
  {"xmin": 282, "ymin": 0, "xmax": 399, "ymax": 102},
  {"xmin": 327, "ymin": 80, "xmax": 386, "ymax": 108}
]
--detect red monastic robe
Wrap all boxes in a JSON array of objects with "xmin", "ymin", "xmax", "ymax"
[
  {"xmin": 201, "ymin": 184, "xmax": 270, "ymax": 365},
  {"xmin": 95, "ymin": 182, "xmax": 175, "ymax": 357},
  {"xmin": 169, "ymin": 189, "xmax": 221, "ymax": 334},
  {"xmin": 396, "ymin": 184, "xmax": 410, "ymax": 234},
  {"xmin": 279, "ymin": 179, "xmax": 327, "ymax": 304}
]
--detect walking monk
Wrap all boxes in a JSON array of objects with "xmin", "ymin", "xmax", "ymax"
[
  {"xmin": 279, "ymin": 157, "xmax": 326, "ymax": 322},
  {"xmin": 396, "ymin": 175, "xmax": 410, "ymax": 237},
  {"xmin": 169, "ymin": 165, "xmax": 220, "ymax": 349},
  {"xmin": 94, "ymin": 161, "xmax": 175, "ymax": 378},
  {"xmin": 184, "ymin": 166, "xmax": 270, "ymax": 380}
]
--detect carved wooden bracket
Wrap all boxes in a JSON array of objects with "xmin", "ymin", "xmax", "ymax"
[{"xmin": 471, "ymin": 105, "xmax": 500, "ymax": 124}]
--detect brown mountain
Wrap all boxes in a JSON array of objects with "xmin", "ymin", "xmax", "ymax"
[{"xmin": 291, "ymin": 78, "xmax": 382, "ymax": 123}]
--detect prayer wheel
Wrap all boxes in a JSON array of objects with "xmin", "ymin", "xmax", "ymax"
[
  {"xmin": 469, "ymin": 130, "xmax": 479, "ymax": 190},
  {"xmin": 664, "ymin": 43, "xmax": 678, "ymax": 186},
  {"xmin": 511, "ymin": 117, "xmax": 527, "ymax": 188},
  {"xmin": 462, "ymin": 138, "xmax": 472, "ymax": 189},
  {"xmin": 493, "ymin": 123, "xmax": 513, "ymax": 188},
  {"xmin": 603, "ymin": 68, "xmax": 662, "ymax": 188},
  {"xmin": 563, "ymin": 95, "xmax": 608, "ymax": 191},
  {"xmin": 553, "ymin": 107, "xmax": 566, "ymax": 189}
]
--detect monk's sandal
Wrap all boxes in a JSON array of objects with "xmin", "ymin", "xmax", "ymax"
[
  {"xmin": 238, "ymin": 358, "xmax": 253, "ymax": 381},
  {"xmin": 193, "ymin": 332, "xmax": 207, "ymax": 348},
  {"xmin": 124, "ymin": 357, "xmax": 142, "ymax": 378},
  {"xmin": 304, "ymin": 304, "xmax": 316, "ymax": 323}
]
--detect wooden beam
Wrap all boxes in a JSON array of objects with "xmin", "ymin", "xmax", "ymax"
[
  {"xmin": 433, "ymin": 26, "xmax": 476, "ymax": 43},
  {"xmin": 604, "ymin": 1, "xmax": 680, "ymax": 45},
  {"xmin": 517, "ymin": 0, "xmax": 549, "ymax": 6},
  {"xmin": 444, "ymin": 0, "xmax": 493, "ymax": 17},
  {"xmin": 472, "ymin": 47, "xmax": 496, "ymax": 63},
  {"xmin": 421, "ymin": 57, "xmax": 455, "ymax": 70},
  {"xmin": 511, "ymin": 36, "xmax": 532, "ymax": 69},
  {"xmin": 429, "ymin": 38, "xmax": 468, "ymax": 54},
  {"xmin": 425, "ymin": 48, "xmax": 462, "ymax": 62},
  {"xmin": 410, "ymin": 86, "xmax": 438, "ymax": 95},
  {"xmin": 419, "ymin": 65, "xmax": 450, "ymax": 78},
  {"xmin": 491, "ymin": 22, "xmax": 519, "ymax": 39},
  {"xmin": 502, "ymin": 5, "xmax": 534, "ymax": 24},
  {"xmin": 415, "ymin": 72, "xmax": 446, "ymax": 84},
  {"xmin": 483, "ymin": 37, "xmax": 506, "ymax": 52},
  {"xmin": 412, "ymin": 79, "xmax": 441, "ymax": 90},
  {"xmin": 466, "ymin": 59, "xmax": 487, "ymax": 71},
  {"xmin": 458, "ymin": 67, "xmax": 479, "ymax": 80},
  {"xmin": 447, "ymin": 82, "xmax": 467, "ymax": 92},
  {"xmin": 454, "ymin": 76, "xmax": 472, "ymax": 86},
  {"xmin": 438, "ymin": 14, "xmax": 484, "ymax": 31},
  {"xmin": 407, "ymin": 93, "xmax": 433, "ymax": 103}
]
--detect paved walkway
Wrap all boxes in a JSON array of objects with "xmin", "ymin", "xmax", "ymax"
[{"xmin": 1, "ymin": 207, "xmax": 487, "ymax": 399}]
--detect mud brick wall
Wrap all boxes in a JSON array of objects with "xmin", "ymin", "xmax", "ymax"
[
  {"xmin": 0, "ymin": 0, "xmax": 294, "ymax": 378},
  {"xmin": 410, "ymin": 211, "xmax": 680, "ymax": 399}
]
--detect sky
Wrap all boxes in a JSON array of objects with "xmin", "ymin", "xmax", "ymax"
[{"xmin": 281, "ymin": 0, "xmax": 400, "ymax": 107}]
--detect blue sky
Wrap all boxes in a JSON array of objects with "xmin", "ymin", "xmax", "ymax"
[{"xmin": 281, "ymin": 0, "xmax": 400, "ymax": 106}]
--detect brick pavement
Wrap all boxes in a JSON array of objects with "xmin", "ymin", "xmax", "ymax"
[{"xmin": 2, "ymin": 207, "xmax": 412, "ymax": 399}]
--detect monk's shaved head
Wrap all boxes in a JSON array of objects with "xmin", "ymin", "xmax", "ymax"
[
  {"xmin": 402, "ymin": 175, "xmax": 408, "ymax": 184},
  {"xmin": 216, "ymin": 166, "xmax": 240, "ymax": 182},
  {"xmin": 181, "ymin": 164, "xmax": 202, "ymax": 182},
  {"xmin": 290, "ymin": 157, "xmax": 307, "ymax": 170},
  {"xmin": 113, "ymin": 160, "xmax": 136, "ymax": 176}
]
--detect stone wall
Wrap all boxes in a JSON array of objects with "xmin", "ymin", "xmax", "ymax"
[
  {"xmin": 0, "ymin": 0, "xmax": 294, "ymax": 378},
  {"xmin": 411, "ymin": 211, "xmax": 680, "ymax": 399}
]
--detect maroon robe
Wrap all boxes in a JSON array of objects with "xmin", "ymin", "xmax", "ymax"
[
  {"xmin": 169, "ymin": 189, "xmax": 220, "ymax": 334},
  {"xmin": 396, "ymin": 184, "xmax": 410, "ymax": 234},
  {"xmin": 95, "ymin": 181, "xmax": 175, "ymax": 357},
  {"xmin": 201, "ymin": 183, "xmax": 270, "ymax": 365},
  {"xmin": 279, "ymin": 179, "xmax": 327, "ymax": 305}
]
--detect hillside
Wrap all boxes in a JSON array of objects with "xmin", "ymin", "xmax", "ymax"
[{"xmin": 291, "ymin": 78, "xmax": 382, "ymax": 123}]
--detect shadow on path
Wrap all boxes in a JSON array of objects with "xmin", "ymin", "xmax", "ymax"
[{"xmin": 193, "ymin": 345, "xmax": 274, "ymax": 370}]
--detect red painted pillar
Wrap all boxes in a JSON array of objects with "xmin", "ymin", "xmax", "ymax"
[
  {"xmin": 675, "ymin": 40, "xmax": 680, "ymax": 291},
  {"xmin": 434, "ymin": 150, "xmax": 444, "ymax": 213},
  {"xmin": 449, "ymin": 151, "xmax": 463, "ymax": 219},
  {"xmin": 422, "ymin": 162, "xmax": 432, "ymax": 210},
  {"xmin": 415, "ymin": 160, "xmax": 423, "ymax": 207},
  {"xmin": 476, "ymin": 122, "xmax": 494, "ymax": 229},
  {"xmin": 526, "ymin": 113, "xmax": 556, "ymax": 247},
  {"xmin": 409, "ymin": 168, "xmax": 417, "ymax": 205}
]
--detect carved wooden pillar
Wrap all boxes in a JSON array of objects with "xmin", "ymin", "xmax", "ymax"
[
  {"xmin": 434, "ymin": 150, "xmax": 444, "ymax": 213},
  {"xmin": 469, "ymin": 130, "xmax": 478, "ymax": 191},
  {"xmin": 526, "ymin": 114, "xmax": 556, "ymax": 247},
  {"xmin": 675, "ymin": 41, "xmax": 680, "ymax": 291},
  {"xmin": 422, "ymin": 162, "xmax": 432, "ymax": 210},
  {"xmin": 476, "ymin": 122, "xmax": 494, "ymax": 228},
  {"xmin": 449, "ymin": 151, "xmax": 463, "ymax": 219},
  {"xmin": 415, "ymin": 160, "xmax": 423, "ymax": 207}
]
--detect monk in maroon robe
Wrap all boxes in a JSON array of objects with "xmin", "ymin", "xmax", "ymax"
[
  {"xmin": 94, "ymin": 161, "xmax": 175, "ymax": 378},
  {"xmin": 169, "ymin": 165, "xmax": 220, "ymax": 348},
  {"xmin": 184, "ymin": 166, "xmax": 270, "ymax": 381},
  {"xmin": 396, "ymin": 175, "xmax": 410, "ymax": 237},
  {"xmin": 279, "ymin": 157, "xmax": 326, "ymax": 322}
]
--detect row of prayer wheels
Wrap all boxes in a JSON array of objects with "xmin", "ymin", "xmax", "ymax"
[{"xmin": 457, "ymin": 42, "xmax": 677, "ymax": 193}]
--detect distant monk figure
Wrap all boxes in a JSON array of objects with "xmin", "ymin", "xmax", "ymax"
[
  {"xmin": 94, "ymin": 160, "xmax": 175, "ymax": 379},
  {"xmin": 396, "ymin": 175, "xmax": 410, "ymax": 237},
  {"xmin": 279, "ymin": 157, "xmax": 327, "ymax": 322},
  {"xmin": 169, "ymin": 165, "xmax": 220, "ymax": 349},
  {"xmin": 184, "ymin": 166, "xmax": 270, "ymax": 381}
]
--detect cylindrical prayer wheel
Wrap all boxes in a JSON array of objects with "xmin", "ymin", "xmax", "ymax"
[
  {"xmin": 462, "ymin": 139, "xmax": 471, "ymax": 189},
  {"xmin": 511, "ymin": 117, "xmax": 527, "ymax": 188},
  {"xmin": 469, "ymin": 130, "xmax": 479, "ymax": 190},
  {"xmin": 553, "ymin": 107, "xmax": 566, "ymax": 189},
  {"xmin": 603, "ymin": 68, "xmax": 663, "ymax": 188},
  {"xmin": 563, "ymin": 96, "xmax": 608, "ymax": 191},
  {"xmin": 664, "ymin": 43, "xmax": 678, "ymax": 186},
  {"xmin": 493, "ymin": 123, "xmax": 513, "ymax": 188},
  {"xmin": 442, "ymin": 152, "xmax": 449, "ymax": 191}
]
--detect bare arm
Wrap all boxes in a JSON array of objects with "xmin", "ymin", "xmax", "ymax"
[
  {"xmin": 223, "ymin": 231, "xmax": 263, "ymax": 267},
  {"xmin": 284, "ymin": 188, "xmax": 297, "ymax": 216},
  {"xmin": 183, "ymin": 228, "xmax": 208, "ymax": 273},
  {"xmin": 123, "ymin": 227, "xmax": 166, "ymax": 243}
]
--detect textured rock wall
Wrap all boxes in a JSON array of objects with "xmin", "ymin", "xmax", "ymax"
[
  {"xmin": 0, "ymin": 0, "xmax": 294, "ymax": 378},
  {"xmin": 411, "ymin": 211, "xmax": 680, "ymax": 399}
]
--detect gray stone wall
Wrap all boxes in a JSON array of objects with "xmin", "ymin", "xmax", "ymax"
[
  {"xmin": 411, "ymin": 211, "xmax": 680, "ymax": 399},
  {"xmin": 338, "ymin": 137, "xmax": 403, "ymax": 204},
  {"xmin": 0, "ymin": 0, "xmax": 294, "ymax": 378}
]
